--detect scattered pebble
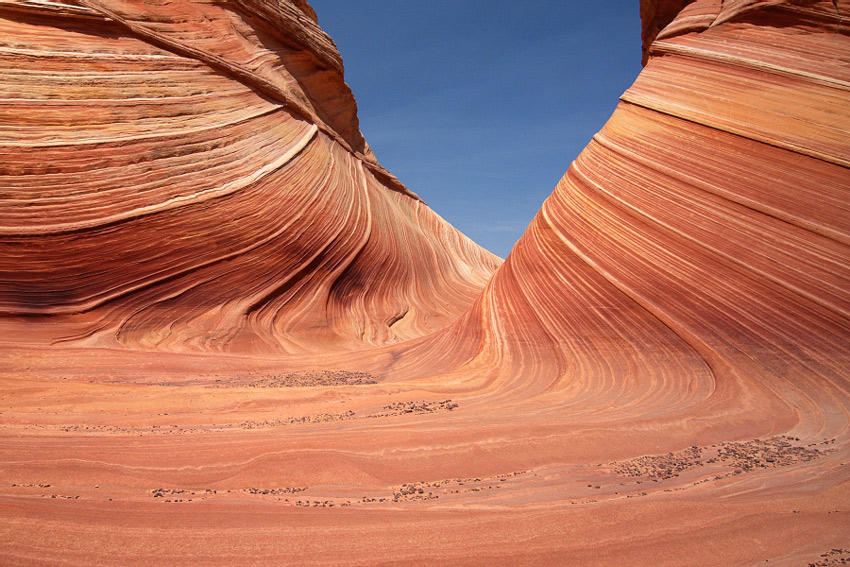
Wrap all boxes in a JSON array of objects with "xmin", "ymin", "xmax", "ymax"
[{"xmin": 219, "ymin": 370, "xmax": 378, "ymax": 388}]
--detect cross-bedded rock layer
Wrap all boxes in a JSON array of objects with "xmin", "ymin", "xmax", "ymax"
[
  {"xmin": 0, "ymin": 0, "xmax": 500, "ymax": 353},
  {"xmin": 1, "ymin": 1, "xmax": 848, "ymax": 565}
]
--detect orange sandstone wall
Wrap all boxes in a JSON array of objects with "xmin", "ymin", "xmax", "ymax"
[
  {"xmin": 0, "ymin": 0, "xmax": 500, "ymax": 354},
  {"xmin": 387, "ymin": 0, "xmax": 850, "ymax": 438}
]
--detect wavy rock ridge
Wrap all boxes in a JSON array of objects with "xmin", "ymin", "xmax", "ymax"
[
  {"xmin": 1, "ymin": 1, "xmax": 849, "ymax": 566},
  {"xmin": 0, "ymin": 0, "xmax": 500, "ymax": 353},
  {"xmin": 399, "ymin": 0, "xmax": 850, "ymax": 421}
]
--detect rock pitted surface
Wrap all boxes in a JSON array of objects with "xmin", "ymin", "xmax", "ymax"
[{"xmin": 1, "ymin": 1, "xmax": 849, "ymax": 566}]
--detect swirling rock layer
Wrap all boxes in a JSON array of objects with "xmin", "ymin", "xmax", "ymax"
[
  {"xmin": 1, "ymin": 1, "xmax": 849, "ymax": 566},
  {"xmin": 0, "ymin": 0, "xmax": 499, "ymax": 352}
]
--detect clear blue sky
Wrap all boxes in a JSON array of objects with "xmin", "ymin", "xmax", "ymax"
[{"xmin": 308, "ymin": 2, "xmax": 643, "ymax": 258}]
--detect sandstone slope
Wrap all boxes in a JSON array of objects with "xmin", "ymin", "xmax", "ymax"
[{"xmin": 0, "ymin": 0, "xmax": 500, "ymax": 353}]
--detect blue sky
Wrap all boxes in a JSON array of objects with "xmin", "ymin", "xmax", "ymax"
[{"xmin": 308, "ymin": 2, "xmax": 643, "ymax": 258}]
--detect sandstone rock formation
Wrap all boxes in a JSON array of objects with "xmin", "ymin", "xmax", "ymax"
[
  {"xmin": 1, "ymin": 1, "xmax": 848, "ymax": 566},
  {"xmin": 0, "ymin": 0, "xmax": 500, "ymax": 353}
]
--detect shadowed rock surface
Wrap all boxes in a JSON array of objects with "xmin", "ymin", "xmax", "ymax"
[{"xmin": 0, "ymin": 1, "xmax": 848, "ymax": 565}]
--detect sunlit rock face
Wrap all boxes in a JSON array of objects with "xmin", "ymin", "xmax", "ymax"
[
  {"xmin": 396, "ymin": 0, "xmax": 850, "ymax": 430},
  {"xmin": 374, "ymin": 0, "xmax": 850, "ymax": 558},
  {"xmin": 0, "ymin": 1, "xmax": 848, "ymax": 566},
  {"xmin": 0, "ymin": 0, "xmax": 500, "ymax": 353}
]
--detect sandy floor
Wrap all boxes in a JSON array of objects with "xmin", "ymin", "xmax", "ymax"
[{"xmin": 1, "ymin": 345, "xmax": 847, "ymax": 566}]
